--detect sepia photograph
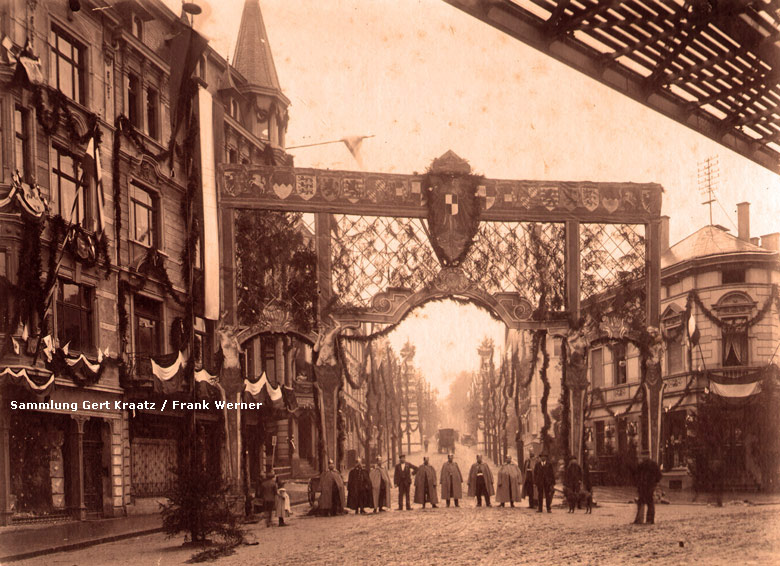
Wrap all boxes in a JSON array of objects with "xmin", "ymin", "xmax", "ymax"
[{"xmin": 0, "ymin": 0, "xmax": 779, "ymax": 564}]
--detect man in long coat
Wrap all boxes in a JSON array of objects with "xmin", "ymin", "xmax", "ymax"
[
  {"xmin": 370, "ymin": 457, "xmax": 392, "ymax": 513},
  {"xmin": 468, "ymin": 454, "xmax": 494, "ymax": 507},
  {"xmin": 414, "ymin": 456, "xmax": 438, "ymax": 508},
  {"xmin": 522, "ymin": 452, "xmax": 536, "ymax": 508},
  {"xmin": 347, "ymin": 458, "xmax": 373, "ymax": 514},
  {"xmin": 440, "ymin": 453, "xmax": 463, "ymax": 507},
  {"xmin": 496, "ymin": 456, "xmax": 522, "ymax": 507},
  {"xmin": 318, "ymin": 460, "xmax": 346, "ymax": 516},
  {"xmin": 534, "ymin": 452, "xmax": 556, "ymax": 513},
  {"xmin": 258, "ymin": 473, "xmax": 278, "ymax": 527},
  {"xmin": 394, "ymin": 454, "xmax": 417, "ymax": 510},
  {"xmin": 634, "ymin": 458, "xmax": 662, "ymax": 524},
  {"xmin": 564, "ymin": 456, "xmax": 583, "ymax": 512}
]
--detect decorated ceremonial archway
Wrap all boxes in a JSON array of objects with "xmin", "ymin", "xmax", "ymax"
[{"xmin": 217, "ymin": 150, "xmax": 663, "ymax": 469}]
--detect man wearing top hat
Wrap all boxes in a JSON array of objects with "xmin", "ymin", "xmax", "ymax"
[
  {"xmin": 534, "ymin": 452, "xmax": 556, "ymax": 513},
  {"xmin": 394, "ymin": 454, "xmax": 417, "ymax": 510}
]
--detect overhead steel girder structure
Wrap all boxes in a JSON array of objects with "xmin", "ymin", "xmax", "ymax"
[{"xmin": 444, "ymin": 0, "xmax": 780, "ymax": 175}]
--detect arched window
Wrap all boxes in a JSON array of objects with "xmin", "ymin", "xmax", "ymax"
[
  {"xmin": 713, "ymin": 292, "xmax": 755, "ymax": 367},
  {"xmin": 661, "ymin": 304, "xmax": 685, "ymax": 374}
]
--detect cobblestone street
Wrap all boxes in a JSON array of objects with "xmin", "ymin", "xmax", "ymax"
[{"xmin": 12, "ymin": 493, "xmax": 779, "ymax": 565}]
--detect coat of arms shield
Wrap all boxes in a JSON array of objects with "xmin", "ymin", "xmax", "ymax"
[{"xmin": 423, "ymin": 151, "xmax": 481, "ymax": 267}]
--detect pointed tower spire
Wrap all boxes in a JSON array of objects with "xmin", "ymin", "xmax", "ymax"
[
  {"xmin": 230, "ymin": 0, "xmax": 289, "ymax": 151},
  {"xmin": 233, "ymin": 0, "xmax": 281, "ymax": 92}
]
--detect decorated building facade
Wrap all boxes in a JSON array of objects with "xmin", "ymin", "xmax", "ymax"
[
  {"xmin": 0, "ymin": 0, "xmax": 318, "ymax": 525},
  {"xmin": 584, "ymin": 207, "xmax": 780, "ymax": 490}
]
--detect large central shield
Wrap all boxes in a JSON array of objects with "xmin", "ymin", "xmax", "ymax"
[{"xmin": 423, "ymin": 151, "xmax": 481, "ymax": 267}]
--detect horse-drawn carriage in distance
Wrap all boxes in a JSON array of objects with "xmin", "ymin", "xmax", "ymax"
[{"xmin": 437, "ymin": 428, "xmax": 457, "ymax": 453}]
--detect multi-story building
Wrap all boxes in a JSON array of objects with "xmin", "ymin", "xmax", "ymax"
[
  {"xmin": 0, "ymin": 0, "xmax": 317, "ymax": 525},
  {"xmin": 584, "ymin": 205, "xmax": 780, "ymax": 491}
]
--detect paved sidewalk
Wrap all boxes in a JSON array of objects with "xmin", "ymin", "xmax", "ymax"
[
  {"xmin": 0, "ymin": 482, "xmax": 311, "ymax": 563},
  {"xmin": 0, "ymin": 513, "xmax": 162, "ymax": 563}
]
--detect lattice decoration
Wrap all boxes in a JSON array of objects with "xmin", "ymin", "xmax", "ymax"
[
  {"xmin": 331, "ymin": 215, "xmax": 439, "ymax": 308},
  {"xmin": 299, "ymin": 213, "xmax": 316, "ymax": 240},
  {"xmin": 235, "ymin": 210, "xmax": 318, "ymax": 330},
  {"xmin": 580, "ymin": 223, "xmax": 646, "ymax": 302},
  {"xmin": 460, "ymin": 221, "xmax": 566, "ymax": 310}
]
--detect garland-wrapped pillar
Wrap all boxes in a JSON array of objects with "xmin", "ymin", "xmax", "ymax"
[
  {"xmin": 216, "ymin": 327, "xmax": 243, "ymax": 487},
  {"xmin": 565, "ymin": 328, "xmax": 589, "ymax": 463},
  {"xmin": 644, "ymin": 328, "xmax": 665, "ymax": 462}
]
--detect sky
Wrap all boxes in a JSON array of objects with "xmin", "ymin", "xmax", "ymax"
[{"xmin": 168, "ymin": 0, "xmax": 780, "ymax": 395}]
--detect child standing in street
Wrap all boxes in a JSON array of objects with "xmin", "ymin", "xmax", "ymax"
[{"xmin": 276, "ymin": 478, "xmax": 291, "ymax": 527}]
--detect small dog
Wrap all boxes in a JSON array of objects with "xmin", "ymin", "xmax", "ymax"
[
  {"xmin": 581, "ymin": 489, "xmax": 593, "ymax": 513},
  {"xmin": 565, "ymin": 487, "xmax": 594, "ymax": 513}
]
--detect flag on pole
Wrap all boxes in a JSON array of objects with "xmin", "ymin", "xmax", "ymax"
[
  {"xmin": 687, "ymin": 308, "xmax": 700, "ymax": 347},
  {"xmin": 83, "ymin": 135, "xmax": 105, "ymax": 237},
  {"xmin": 168, "ymin": 23, "xmax": 208, "ymax": 145}
]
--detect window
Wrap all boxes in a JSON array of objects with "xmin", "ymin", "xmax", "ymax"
[
  {"xmin": 134, "ymin": 295, "xmax": 162, "ymax": 357},
  {"xmin": 146, "ymin": 87, "xmax": 159, "ymax": 140},
  {"xmin": 666, "ymin": 332, "xmax": 684, "ymax": 373},
  {"xmin": 49, "ymin": 26, "xmax": 84, "ymax": 103},
  {"xmin": 14, "ymin": 106, "xmax": 30, "ymax": 180},
  {"xmin": 257, "ymin": 110, "xmax": 269, "ymax": 140},
  {"xmin": 128, "ymin": 73, "xmax": 141, "ymax": 128},
  {"xmin": 612, "ymin": 342, "xmax": 627, "ymax": 385},
  {"xmin": 262, "ymin": 336, "xmax": 276, "ymax": 384},
  {"xmin": 590, "ymin": 347, "xmax": 604, "ymax": 388},
  {"xmin": 52, "ymin": 146, "xmax": 86, "ymax": 223},
  {"xmin": 723, "ymin": 328, "xmax": 748, "ymax": 367},
  {"xmin": 194, "ymin": 317, "xmax": 206, "ymax": 370},
  {"xmin": 230, "ymin": 98, "xmax": 239, "ymax": 120},
  {"xmin": 662, "ymin": 305, "xmax": 685, "ymax": 374},
  {"xmin": 227, "ymin": 148, "xmax": 237, "ymax": 164},
  {"xmin": 130, "ymin": 184, "xmax": 157, "ymax": 247},
  {"xmin": 56, "ymin": 280, "xmax": 94, "ymax": 352},
  {"xmin": 198, "ymin": 55, "xmax": 207, "ymax": 80},
  {"xmin": 722, "ymin": 268, "xmax": 746, "ymax": 284},
  {"xmin": 715, "ymin": 292, "xmax": 754, "ymax": 368},
  {"xmin": 595, "ymin": 421, "xmax": 605, "ymax": 455},
  {"xmin": 132, "ymin": 16, "xmax": 143, "ymax": 41}
]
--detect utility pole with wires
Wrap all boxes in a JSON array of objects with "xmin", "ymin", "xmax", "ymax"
[{"xmin": 698, "ymin": 156, "xmax": 719, "ymax": 226}]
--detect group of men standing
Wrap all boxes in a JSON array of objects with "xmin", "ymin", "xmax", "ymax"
[
  {"xmin": 319, "ymin": 452, "xmax": 552, "ymax": 514},
  {"xmin": 305, "ymin": 451, "xmax": 665, "ymax": 524}
]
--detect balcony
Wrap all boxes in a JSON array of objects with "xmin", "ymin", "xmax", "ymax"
[
  {"xmin": 705, "ymin": 366, "xmax": 767, "ymax": 382},
  {"xmin": 127, "ymin": 353, "xmax": 155, "ymax": 388}
]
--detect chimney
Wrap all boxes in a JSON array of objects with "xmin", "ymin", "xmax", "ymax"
[
  {"xmin": 659, "ymin": 216, "xmax": 670, "ymax": 251},
  {"xmin": 761, "ymin": 233, "xmax": 779, "ymax": 252},
  {"xmin": 750, "ymin": 237, "xmax": 760, "ymax": 246},
  {"xmin": 737, "ymin": 202, "xmax": 750, "ymax": 242}
]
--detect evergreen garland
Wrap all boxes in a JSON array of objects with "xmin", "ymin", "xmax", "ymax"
[
  {"xmin": 33, "ymin": 85, "xmax": 100, "ymax": 146},
  {"xmin": 686, "ymin": 285, "xmax": 779, "ymax": 332},
  {"xmin": 539, "ymin": 330, "xmax": 552, "ymax": 452},
  {"xmin": 559, "ymin": 339, "xmax": 571, "ymax": 461},
  {"xmin": 665, "ymin": 371, "xmax": 698, "ymax": 412}
]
